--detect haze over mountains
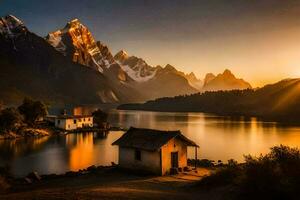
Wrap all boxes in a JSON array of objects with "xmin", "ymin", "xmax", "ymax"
[
  {"xmin": 119, "ymin": 78, "xmax": 300, "ymax": 121},
  {"xmin": 0, "ymin": 15, "xmax": 252, "ymax": 105}
]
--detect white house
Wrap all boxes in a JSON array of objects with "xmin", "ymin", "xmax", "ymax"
[
  {"xmin": 54, "ymin": 115, "xmax": 93, "ymax": 130},
  {"xmin": 112, "ymin": 127, "xmax": 199, "ymax": 175}
]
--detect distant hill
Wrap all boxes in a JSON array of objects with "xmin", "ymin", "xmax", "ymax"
[{"xmin": 118, "ymin": 78, "xmax": 300, "ymax": 122}]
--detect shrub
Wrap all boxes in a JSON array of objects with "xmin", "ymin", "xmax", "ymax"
[
  {"xmin": 18, "ymin": 98, "xmax": 47, "ymax": 126},
  {"xmin": 0, "ymin": 107, "xmax": 22, "ymax": 133},
  {"xmin": 199, "ymin": 145, "xmax": 300, "ymax": 200},
  {"xmin": 198, "ymin": 159, "xmax": 241, "ymax": 187},
  {"xmin": 92, "ymin": 109, "xmax": 108, "ymax": 127}
]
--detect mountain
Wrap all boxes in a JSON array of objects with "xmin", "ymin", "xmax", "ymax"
[
  {"xmin": 114, "ymin": 51, "xmax": 198, "ymax": 98},
  {"xmin": 118, "ymin": 78, "xmax": 300, "ymax": 121},
  {"xmin": 202, "ymin": 69, "xmax": 251, "ymax": 91},
  {"xmin": 0, "ymin": 15, "xmax": 139, "ymax": 105},
  {"xmin": 46, "ymin": 19, "xmax": 198, "ymax": 100},
  {"xmin": 46, "ymin": 19, "xmax": 115, "ymax": 73},
  {"xmin": 114, "ymin": 50, "xmax": 157, "ymax": 82},
  {"xmin": 185, "ymin": 72, "xmax": 203, "ymax": 91},
  {"xmin": 203, "ymin": 73, "xmax": 216, "ymax": 85},
  {"xmin": 0, "ymin": 15, "xmax": 254, "ymax": 105}
]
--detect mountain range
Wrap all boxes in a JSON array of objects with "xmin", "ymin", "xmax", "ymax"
[{"xmin": 0, "ymin": 15, "xmax": 252, "ymax": 105}]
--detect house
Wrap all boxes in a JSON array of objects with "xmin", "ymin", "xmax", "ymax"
[
  {"xmin": 112, "ymin": 127, "xmax": 199, "ymax": 175},
  {"xmin": 54, "ymin": 115, "xmax": 93, "ymax": 130}
]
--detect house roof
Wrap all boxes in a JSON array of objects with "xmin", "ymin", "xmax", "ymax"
[
  {"xmin": 112, "ymin": 127, "xmax": 199, "ymax": 151},
  {"xmin": 56, "ymin": 115, "xmax": 93, "ymax": 119}
]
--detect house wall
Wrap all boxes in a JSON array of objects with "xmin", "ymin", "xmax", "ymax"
[
  {"xmin": 76, "ymin": 117, "xmax": 93, "ymax": 128},
  {"xmin": 118, "ymin": 147, "xmax": 161, "ymax": 175},
  {"xmin": 161, "ymin": 138, "xmax": 188, "ymax": 175},
  {"xmin": 55, "ymin": 118, "xmax": 77, "ymax": 130},
  {"xmin": 55, "ymin": 117, "xmax": 93, "ymax": 130}
]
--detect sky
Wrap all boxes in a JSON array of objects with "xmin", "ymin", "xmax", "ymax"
[{"xmin": 1, "ymin": 0, "xmax": 300, "ymax": 87}]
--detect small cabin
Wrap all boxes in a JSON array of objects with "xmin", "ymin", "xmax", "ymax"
[
  {"xmin": 54, "ymin": 115, "xmax": 93, "ymax": 130},
  {"xmin": 112, "ymin": 127, "xmax": 199, "ymax": 175}
]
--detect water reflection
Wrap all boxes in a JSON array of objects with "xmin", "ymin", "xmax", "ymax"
[
  {"xmin": 1, "ymin": 110, "xmax": 300, "ymax": 177},
  {"xmin": 0, "ymin": 131, "xmax": 122, "ymax": 177},
  {"xmin": 108, "ymin": 110, "xmax": 300, "ymax": 162}
]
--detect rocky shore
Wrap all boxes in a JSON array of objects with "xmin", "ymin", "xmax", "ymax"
[{"xmin": 0, "ymin": 125, "xmax": 60, "ymax": 140}]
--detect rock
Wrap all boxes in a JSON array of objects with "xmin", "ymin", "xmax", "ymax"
[
  {"xmin": 24, "ymin": 177, "xmax": 32, "ymax": 184},
  {"xmin": 87, "ymin": 165, "xmax": 96, "ymax": 172},
  {"xmin": 27, "ymin": 171, "xmax": 41, "ymax": 181}
]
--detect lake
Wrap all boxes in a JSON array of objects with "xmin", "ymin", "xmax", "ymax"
[{"xmin": 1, "ymin": 110, "xmax": 300, "ymax": 177}]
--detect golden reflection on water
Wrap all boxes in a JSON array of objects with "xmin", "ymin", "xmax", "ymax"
[
  {"xmin": 110, "ymin": 110, "xmax": 300, "ymax": 162},
  {"xmin": 66, "ymin": 133, "xmax": 95, "ymax": 171}
]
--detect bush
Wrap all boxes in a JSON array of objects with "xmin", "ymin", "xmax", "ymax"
[
  {"xmin": 198, "ymin": 145, "xmax": 300, "ymax": 200},
  {"xmin": 198, "ymin": 159, "xmax": 241, "ymax": 187},
  {"xmin": 239, "ymin": 145, "xmax": 300, "ymax": 199},
  {"xmin": 18, "ymin": 98, "xmax": 48, "ymax": 126},
  {"xmin": 92, "ymin": 109, "xmax": 108, "ymax": 127},
  {"xmin": 0, "ymin": 107, "xmax": 22, "ymax": 133}
]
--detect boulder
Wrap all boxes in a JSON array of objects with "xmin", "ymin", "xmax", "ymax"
[{"xmin": 27, "ymin": 171, "xmax": 41, "ymax": 181}]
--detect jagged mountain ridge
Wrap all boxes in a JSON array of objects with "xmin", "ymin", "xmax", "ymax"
[
  {"xmin": 114, "ymin": 50, "xmax": 203, "ymax": 90},
  {"xmin": 202, "ymin": 69, "xmax": 252, "ymax": 91},
  {"xmin": 0, "ymin": 15, "xmax": 253, "ymax": 105},
  {"xmin": 0, "ymin": 15, "xmax": 143, "ymax": 105},
  {"xmin": 46, "ymin": 19, "xmax": 199, "ymax": 99},
  {"xmin": 46, "ymin": 19, "xmax": 115, "ymax": 73}
]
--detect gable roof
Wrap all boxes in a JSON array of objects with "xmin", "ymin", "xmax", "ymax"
[{"xmin": 112, "ymin": 127, "xmax": 198, "ymax": 151}]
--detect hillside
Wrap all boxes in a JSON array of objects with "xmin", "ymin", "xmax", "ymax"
[
  {"xmin": 118, "ymin": 78, "xmax": 300, "ymax": 121},
  {"xmin": 0, "ymin": 15, "xmax": 139, "ymax": 105}
]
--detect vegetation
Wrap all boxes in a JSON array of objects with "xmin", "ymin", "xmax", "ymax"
[
  {"xmin": 18, "ymin": 98, "xmax": 48, "ymax": 126},
  {"xmin": 198, "ymin": 145, "xmax": 300, "ymax": 200},
  {"xmin": 0, "ymin": 108, "xmax": 22, "ymax": 133},
  {"xmin": 92, "ymin": 109, "xmax": 108, "ymax": 127},
  {"xmin": 119, "ymin": 79, "xmax": 300, "ymax": 122},
  {"xmin": 0, "ymin": 98, "xmax": 48, "ymax": 136}
]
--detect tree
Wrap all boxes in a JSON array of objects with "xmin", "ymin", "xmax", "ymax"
[
  {"xmin": 92, "ymin": 109, "xmax": 108, "ymax": 127},
  {"xmin": 18, "ymin": 98, "xmax": 48, "ymax": 126},
  {"xmin": 0, "ymin": 108, "xmax": 22, "ymax": 133}
]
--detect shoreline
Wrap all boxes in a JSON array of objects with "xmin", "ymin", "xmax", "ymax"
[{"xmin": 0, "ymin": 125, "xmax": 127, "ymax": 140}]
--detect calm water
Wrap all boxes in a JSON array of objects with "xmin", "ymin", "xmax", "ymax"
[{"xmin": 1, "ymin": 110, "xmax": 300, "ymax": 177}]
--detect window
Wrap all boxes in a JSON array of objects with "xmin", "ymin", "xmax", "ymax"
[
  {"xmin": 88, "ymin": 118, "xmax": 90, "ymax": 121},
  {"xmin": 74, "ymin": 119, "xmax": 77, "ymax": 124},
  {"xmin": 57, "ymin": 120, "xmax": 60, "ymax": 125},
  {"xmin": 84, "ymin": 118, "xmax": 86, "ymax": 122},
  {"xmin": 135, "ymin": 149, "xmax": 141, "ymax": 161}
]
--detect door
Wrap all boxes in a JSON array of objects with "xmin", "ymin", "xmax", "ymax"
[{"xmin": 171, "ymin": 152, "xmax": 179, "ymax": 168}]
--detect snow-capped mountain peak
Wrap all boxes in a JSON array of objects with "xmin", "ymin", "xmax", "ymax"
[
  {"xmin": 0, "ymin": 15, "xmax": 27, "ymax": 38},
  {"xmin": 114, "ymin": 51, "xmax": 158, "ymax": 82},
  {"xmin": 46, "ymin": 18, "xmax": 115, "ymax": 73}
]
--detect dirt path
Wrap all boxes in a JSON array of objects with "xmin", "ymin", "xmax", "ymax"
[{"xmin": 0, "ymin": 168, "xmax": 227, "ymax": 200}]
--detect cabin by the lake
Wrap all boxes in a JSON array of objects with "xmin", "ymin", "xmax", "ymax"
[
  {"xmin": 112, "ymin": 127, "xmax": 199, "ymax": 175},
  {"xmin": 54, "ymin": 115, "xmax": 93, "ymax": 130}
]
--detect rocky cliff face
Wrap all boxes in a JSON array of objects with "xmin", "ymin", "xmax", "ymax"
[{"xmin": 46, "ymin": 19, "xmax": 115, "ymax": 73}]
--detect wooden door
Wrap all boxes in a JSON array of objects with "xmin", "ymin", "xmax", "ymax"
[{"xmin": 171, "ymin": 152, "xmax": 179, "ymax": 168}]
